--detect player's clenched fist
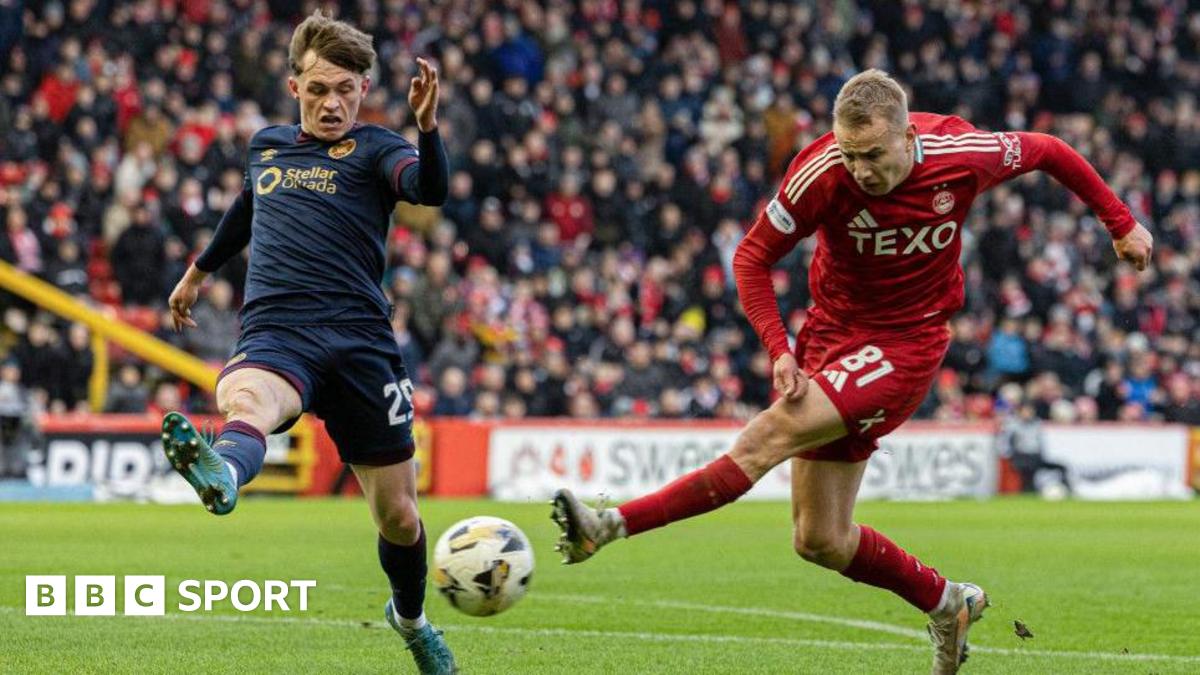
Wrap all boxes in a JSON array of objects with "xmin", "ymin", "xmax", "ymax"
[
  {"xmin": 773, "ymin": 353, "xmax": 808, "ymax": 401},
  {"xmin": 408, "ymin": 57, "xmax": 439, "ymax": 132},
  {"xmin": 1113, "ymin": 222, "xmax": 1153, "ymax": 271}
]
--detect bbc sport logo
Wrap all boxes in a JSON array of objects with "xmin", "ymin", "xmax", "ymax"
[{"xmin": 25, "ymin": 576, "xmax": 316, "ymax": 616}]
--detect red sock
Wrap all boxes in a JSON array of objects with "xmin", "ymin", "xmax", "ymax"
[
  {"xmin": 618, "ymin": 454, "xmax": 753, "ymax": 536},
  {"xmin": 840, "ymin": 525, "xmax": 946, "ymax": 612}
]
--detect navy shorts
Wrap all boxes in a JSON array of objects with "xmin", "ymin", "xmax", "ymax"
[{"xmin": 218, "ymin": 322, "xmax": 416, "ymax": 466}]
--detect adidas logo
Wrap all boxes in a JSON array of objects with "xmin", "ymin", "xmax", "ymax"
[
  {"xmin": 846, "ymin": 209, "xmax": 880, "ymax": 229},
  {"xmin": 822, "ymin": 369, "xmax": 848, "ymax": 392}
]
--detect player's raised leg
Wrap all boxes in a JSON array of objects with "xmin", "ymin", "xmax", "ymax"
[
  {"xmin": 162, "ymin": 367, "xmax": 299, "ymax": 515},
  {"xmin": 552, "ymin": 379, "xmax": 846, "ymax": 562},
  {"xmin": 788, "ymin": 455, "xmax": 987, "ymax": 674},
  {"xmin": 355, "ymin": 461, "xmax": 457, "ymax": 675}
]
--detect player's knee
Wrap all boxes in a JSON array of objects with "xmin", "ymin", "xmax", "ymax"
[
  {"xmin": 221, "ymin": 386, "xmax": 256, "ymax": 417},
  {"xmin": 730, "ymin": 408, "xmax": 796, "ymax": 476},
  {"xmin": 378, "ymin": 498, "xmax": 421, "ymax": 546},
  {"xmin": 220, "ymin": 379, "xmax": 294, "ymax": 430},
  {"xmin": 793, "ymin": 528, "xmax": 847, "ymax": 569}
]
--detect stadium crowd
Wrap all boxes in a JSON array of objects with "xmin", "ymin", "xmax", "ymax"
[{"xmin": 1, "ymin": 0, "xmax": 1199, "ymax": 427}]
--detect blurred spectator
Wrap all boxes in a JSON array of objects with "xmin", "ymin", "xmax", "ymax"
[
  {"xmin": 0, "ymin": 360, "xmax": 36, "ymax": 479},
  {"xmin": 43, "ymin": 238, "xmax": 88, "ymax": 297},
  {"xmin": 613, "ymin": 341, "xmax": 666, "ymax": 412},
  {"xmin": 12, "ymin": 321, "xmax": 62, "ymax": 402},
  {"xmin": 986, "ymin": 318, "xmax": 1029, "ymax": 382},
  {"xmin": 391, "ymin": 301, "xmax": 424, "ymax": 383},
  {"xmin": 111, "ymin": 206, "xmax": 166, "ymax": 305},
  {"xmin": 1, "ymin": 207, "xmax": 41, "ymax": 274},
  {"xmin": 1161, "ymin": 375, "xmax": 1200, "ymax": 424},
  {"xmin": 105, "ymin": 364, "xmax": 148, "ymax": 413},
  {"xmin": 998, "ymin": 403, "xmax": 1072, "ymax": 495},
  {"xmin": 432, "ymin": 366, "xmax": 473, "ymax": 416},
  {"xmin": 544, "ymin": 173, "xmax": 593, "ymax": 244},
  {"xmin": 427, "ymin": 315, "xmax": 479, "ymax": 382},
  {"xmin": 408, "ymin": 250, "xmax": 460, "ymax": 352},
  {"xmin": 185, "ymin": 279, "xmax": 239, "ymax": 362},
  {"xmin": 148, "ymin": 381, "xmax": 183, "ymax": 417},
  {"xmin": 61, "ymin": 322, "xmax": 92, "ymax": 411}
]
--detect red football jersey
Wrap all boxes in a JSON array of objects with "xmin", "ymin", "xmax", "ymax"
[{"xmin": 734, "ymin": 112, "xmax": 1136, "ymax": 361}]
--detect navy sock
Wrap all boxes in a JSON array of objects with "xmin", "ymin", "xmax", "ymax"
[
  {"xmin": 214, "ymin": 421, "xmax": 266, "ymax": 487},
  {"xmin": 378, "ymin": 523, "xmax": 427, "ymax": 620}
]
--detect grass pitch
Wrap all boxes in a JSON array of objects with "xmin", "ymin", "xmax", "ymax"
[{"xmin": 1, "ymin": 497, "xmax": 1197, "ymax": 674}]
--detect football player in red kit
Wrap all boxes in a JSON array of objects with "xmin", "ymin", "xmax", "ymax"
[{"xmin": 551, "ymin": 69, "xmax": 1153, "ymax": 674}]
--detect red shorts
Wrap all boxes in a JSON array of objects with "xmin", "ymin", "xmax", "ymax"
[{"xmin": 795, "ymin": 311, "xmax": 950, "ymax": 463}]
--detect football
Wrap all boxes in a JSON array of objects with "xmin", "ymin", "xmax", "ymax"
[{"xmin": 432, "ymin": 516, "xmax": 534, "ymax": 617}]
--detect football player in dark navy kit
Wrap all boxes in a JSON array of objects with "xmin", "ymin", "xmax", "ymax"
[{"xmin": 161, "ymin": 12, "xmax": 456, "ymax": 674}]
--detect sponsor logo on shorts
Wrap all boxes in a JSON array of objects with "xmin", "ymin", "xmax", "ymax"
[
  {"xmin": 932, "ymin": 190, "xmax": 955, "ymax": 214},
  {"xmin": 765, "ymin": 198, "xmax": 796, "ymax": 234},
  {"xmin": 822, "ymin": 369, "xmax": 848, "ymax": 392},
  {"xmin": 328, "ymin": 138, "xmax": 356, "ymax": 159},
  {"xmin": 225, "ymin": 352, "xmax": 247, "ymax": 368},
  {"xmin": 858, "ymin": 409, "xmax": 886, "ymax": 434}
]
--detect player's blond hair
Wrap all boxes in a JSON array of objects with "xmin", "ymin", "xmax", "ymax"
[
  {"xmin": 833, "ymin": 69, "xmax": 909, "ymax": 130},
  {"xmin": 289, "ymin": 10, "xmax": 375, "ymax": 76}
]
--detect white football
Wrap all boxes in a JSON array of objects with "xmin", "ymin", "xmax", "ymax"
[{"xmin": 432, "ymin": 516, "xmax": 534, "ymax": 617}]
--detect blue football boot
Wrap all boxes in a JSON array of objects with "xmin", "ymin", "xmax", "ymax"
[
  {"xmin": 161, "ymin": 411, "xmax": 237, "ymax": 515},
  {"xmin": 385, "ymin": 598, "xmax": 458, "ymax": 674}
]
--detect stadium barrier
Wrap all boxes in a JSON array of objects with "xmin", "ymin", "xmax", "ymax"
[
  {"xmin": 24, "ymin": 414, "xmax": 316, "ymax": 501},
  {"xmin": 410, "ymin": 419, "xmax": 1192, "ymax": 501},
  {"xmin": 476, "ymin": 420, "xmax": 997, "ymax": 501},
  {"xmin": 15, "ymin": 415, "xmax": 1193, "ymax": 502},
  {"xmin": 1191, "ymin": 428, "xmax": 1200, "ymax": 491}
]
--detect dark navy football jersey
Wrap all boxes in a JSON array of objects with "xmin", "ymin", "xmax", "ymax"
[{"xmin": 239, "ymin": 123, "xmax": 420, "ymax": 326}]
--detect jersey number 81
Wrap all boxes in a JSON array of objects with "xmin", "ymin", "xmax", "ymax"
[{"xmin": 822, "ymin": 345, "xmax": 893, "ymax": 392}]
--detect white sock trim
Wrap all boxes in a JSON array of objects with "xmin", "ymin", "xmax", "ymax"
[
  {"xmin": 225, "ymin": 462, "xmax": 238, "ymax": 487},
  {"xmin": 398, "ymin": 611, "xmax": 427, "ymax": 631},
  {"xmin": 931, "ymin": 581, "xmax": 956, "ymax": 615},
  {"xmin": 602, "ymin": 507, "xmax": 628, "ymax": 538}
]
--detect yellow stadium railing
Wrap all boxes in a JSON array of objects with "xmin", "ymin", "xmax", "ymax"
[
  {"xmin": 0, "ymin": 259, "xmax": 217, "ymax": 396},
  {"xmin": 0, "ymin": 259, "xmax": 313, "ymax": 493}
]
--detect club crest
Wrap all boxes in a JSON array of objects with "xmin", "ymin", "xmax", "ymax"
[
  {"xmin": 328, "ymin": 139, "xmax": 356, "ymax": 159},
  {"xmin": 933, "ymin": 190, "xmax": 955, "ymax": 214}
]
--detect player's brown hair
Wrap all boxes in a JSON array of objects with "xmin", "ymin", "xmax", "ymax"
[
  {"xmin": 288, "ymin": 10, "xmax": 376, "ymax": 76},
  {"xmin": 833, "ymin": 69, "xmax": 909, "ymax": 130}
]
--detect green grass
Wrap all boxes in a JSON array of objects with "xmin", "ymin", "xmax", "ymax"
[{"xmin": 1, "ymin": 497, "xmax": 1197, "ymax": 674}]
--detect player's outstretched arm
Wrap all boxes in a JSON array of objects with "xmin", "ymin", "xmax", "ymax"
[
  {"xmin": 398, "ymin": 57, "xmax": 448, "ymax": 206},
  {"xmin": 992, "ymin": 132, "xmax": 1153, "ymax": 270},
  {"xmin": 172, "ymin": 188, "xmax": 253, "ymax": 331}
]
